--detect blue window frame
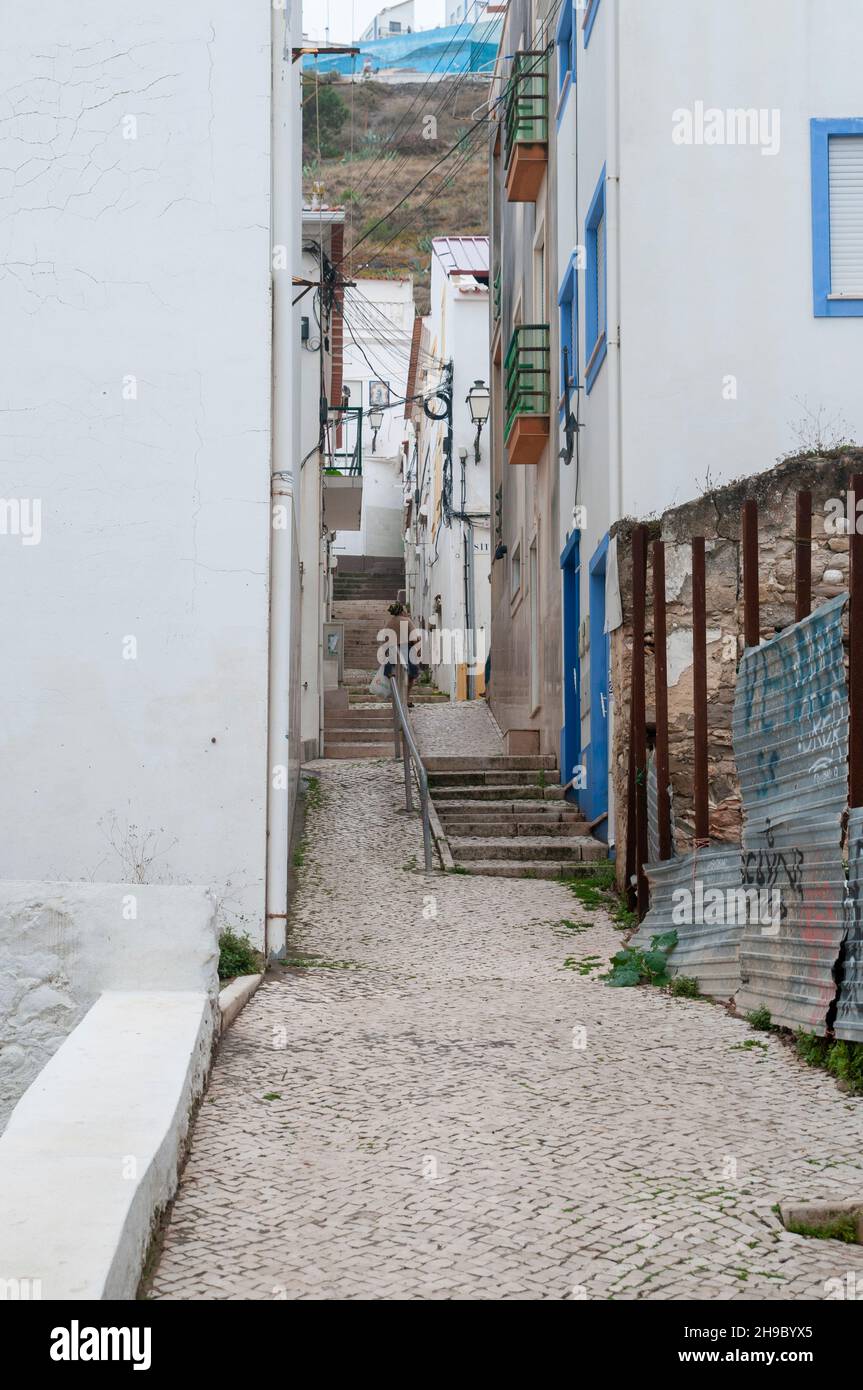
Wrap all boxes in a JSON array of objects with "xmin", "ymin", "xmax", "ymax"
[
  {"xmin": 811, "ymin": 118, "xmax": 863, "ymax": 318},
  {"xmin": 585, "ymin": 165, "xmax": 607, "ymax": 392},
  {"xmin": 556, "ymin": 2, "xmax": 575, "ymax": 115},
  {"xmin": 582, "ymin": 0, "xmax": 601, "ymax": 48},
  {"xmin": 558, "ymin": 251, "xmax": 579, "ymax": 416}
]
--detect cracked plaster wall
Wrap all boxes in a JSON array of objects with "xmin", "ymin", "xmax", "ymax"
[{"xmin": 0, "ymin": 5, "xmax": 275, "ymax": 940}]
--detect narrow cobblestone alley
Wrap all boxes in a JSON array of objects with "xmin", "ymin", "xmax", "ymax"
[{"xmin": 150, "ymin": 721, "xmax": 863, "ymax": 1301}]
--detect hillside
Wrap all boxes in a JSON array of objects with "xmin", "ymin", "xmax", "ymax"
[{"xmin": 302, "ymin": 75, "xmax": 490, "ymax": 312}]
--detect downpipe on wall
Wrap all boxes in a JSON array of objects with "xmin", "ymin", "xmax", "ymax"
[
  {"xmin": 606, "ymin": 0, "xmax": 623, "ymax": 525},
  {"xmin": 266, "ymin": 472, "xmax": 295, "ymax": 959}
]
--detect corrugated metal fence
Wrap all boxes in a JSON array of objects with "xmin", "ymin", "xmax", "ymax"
[{"xmin": 631, "ymin": 539, "xmax": 863, "ymax": 1039}]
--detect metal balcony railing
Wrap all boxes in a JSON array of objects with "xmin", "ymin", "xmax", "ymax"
[
  {"xmin": 503, "ymin": 51, "xmax": 549, "ymax": 168},
  {"xmin": 504, "ymin": 325, "xmax": 551, "ymax": 441},
  {"xmin": 326, "ymin": 404, "xmax": 363, "ymax": 476},
  {"xmin": 493, "ymin": 267, "xmax": 501, "ymax": 320}
]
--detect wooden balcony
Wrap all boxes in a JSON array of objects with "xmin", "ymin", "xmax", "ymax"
[
  {"xmin": 504, "ymin": 325, "xmax": 550, "ymax": 465},
  {"xmin": 503, "ymin": 52, "xmax": 548, "ymax": 203}
]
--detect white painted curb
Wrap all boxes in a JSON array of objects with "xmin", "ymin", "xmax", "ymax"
[{"xmin": 219, "ymin": 973, "xmax": 264, "ymax": 1030}]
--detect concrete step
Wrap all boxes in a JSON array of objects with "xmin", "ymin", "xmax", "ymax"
[
  {"xmin": 321, "ymin": 750, "xmax": 389, "ymax": 761},
  {"xmin": 428, "ymin": 769, "xmax": 561, "ymax": 788},
  {"xmin": 452, "ymin": 858, "xmax": 607, "ymax": 880},
  {"xmin": 327, "ymin": 711, "xmax": 394, "ymax": 726},
  {"xmin": 349, "ymin": 692, "xmax": 448, "ymax": 705},
  {"xmin": 450, "ymin": 836, "xmax": 601, "ymax": 863},
  {"xmin": 439, "ymin": 817, "xmax": 591, "ymax": 838},
  {"xmin": 434, "ymin": 798, "xmax": 575, "ymax": 817},
  {"xmin": 325, "ymin": 727, "xmax": 392, "ymax": 742},
  {"xmin": 431, "ymin": 783, "xmax": 566, "ymax": 801},
  {"xmin": 331, "ymin": 603, "xmax": 397, "ymax": 621},
  {"xmin": 424, "ymin": 755, "xmax": 557, "ymax": 773}
]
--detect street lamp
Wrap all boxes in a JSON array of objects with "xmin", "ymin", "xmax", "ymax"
[
  {"xmin": 466, "ymin": 379, "xmax": 491, "ymax": 463},
  {"xmin": 368, "ymin": 404, "xmax": 384, "ymax": 452}
]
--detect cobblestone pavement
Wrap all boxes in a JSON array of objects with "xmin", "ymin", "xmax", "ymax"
[
  {"xmin": 411, "ymin": 699, "xmax": 504, "ymax": 758},
  {"xmin": 150, "ymin": 755, "xmax": 863, "ymax": 1300}
]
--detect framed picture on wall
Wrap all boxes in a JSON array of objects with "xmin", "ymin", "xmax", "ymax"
[{"xmin": 368, "ymin": 379, "xmax": 390, "ymax": 408}]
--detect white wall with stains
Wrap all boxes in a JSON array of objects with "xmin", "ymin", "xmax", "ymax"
[{"xmin": 0, "ymin": 3, "xmax": 276, "ymax": 941}]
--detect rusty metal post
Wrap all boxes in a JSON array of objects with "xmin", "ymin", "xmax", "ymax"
[
  {"xmin": 631, "ymin": 525, "xmax": 649, "ymax": 917},
  {"xmin": 692, "ymin": 536, "xmax": 709, "ymax": 845},
  {"xmin": 742, "ymin": 499, "xmax": 760, "ymax": 649},
  {"xmin": 795, "ymin": 490, "xmax": 812, "ymax": 624},
  {"xmin": 850, "ymin": 475, "xmax": 863, "ymax": 808},
  {"xmin": 625, "ymin": 694, "xmax": 637, "ymax": 911},
  {"xmin": 652, "ymin": 539, "xmax": 672, "ymax": 861}
]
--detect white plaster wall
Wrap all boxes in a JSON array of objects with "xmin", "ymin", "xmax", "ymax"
[
  {"xmin": 0, "ymin": 4, "xmax": 274, "ymax": 941},
  {"xmin": 0, "ymin": 881, "xmax": 218, "ymax": 1132},
  {"xmin": 619, "ymin": 0, "xmax": 863, "ymax": 516},
  {"xmin": 420, "ymin": 256, "xmax": 491, "ymax": 695},
  {"xmin": 333, "ymin": 277, "xmax": 414, "ymax": 558}
]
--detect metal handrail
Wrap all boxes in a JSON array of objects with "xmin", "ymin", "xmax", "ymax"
[{"xmin": 389, "ymin": 666, "xmax": 433, "ymax": 872}]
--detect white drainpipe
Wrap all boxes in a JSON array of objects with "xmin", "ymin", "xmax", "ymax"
[
  {"xmin": 265, "ymin": 7, "xmax": 300, "ymax": 959},
  {"xmin": 605, "ymin": 0, "xmax": 623, "ymax": 526}
]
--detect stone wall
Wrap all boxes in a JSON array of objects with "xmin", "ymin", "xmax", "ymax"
[{"xmin": 611, "ymin": 449, "xmax": 863, "ymax": 878}]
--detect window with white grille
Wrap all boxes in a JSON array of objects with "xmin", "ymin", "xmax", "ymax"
[{"xmin": 828, "ymin": 136, "xmax": 863, "ymax": 296}]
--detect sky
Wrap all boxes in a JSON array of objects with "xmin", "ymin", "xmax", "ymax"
[{"xmin": 303, "ymin": 0, "xmax": 444, "ymax": 44}]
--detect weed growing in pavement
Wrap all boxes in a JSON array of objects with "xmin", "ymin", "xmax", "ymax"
[
  {"xmin": 731, "ymin": 1039, "xmax": 768, "ymax": 1053},
  {"xmin": 305, "ymin": 776, "xmax": 323, "ymax": 811},
  {"xmin": 795, "ymin": 1033, "xmax": 863, "ymax": 1094},
  {"xmin": 746, "ymin": 1006, "xmax": 773, "ymax": 1031},
  {"xmin": 670, "ymin": 975, "xmax": 700, "ymax": 999},
  {"xmin": 603, "ymin": 931, "xmax": 678, "ymax": 988},
  {"xmin": 785, "ymin": 1213, "xmax": 859, "ymax": 1244},
  {"xmin": 218, "ymin": 929, "xmax": 262, "ymax": 981},
  {"xmin": 563, "ymin": 955, "xmax": 604, "ymax": 976},
  {"xmin": 284, "ymin": 955, "xmax": 360, "ymax": 971}
]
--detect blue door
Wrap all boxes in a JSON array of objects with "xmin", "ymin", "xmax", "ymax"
[
  {"xmin": 588, "ymin": 535, "xmax": 610, "ymax": 837},
  {"xmin": 559, "ymin": 531, "xmax": 581, "ymax": 799}
]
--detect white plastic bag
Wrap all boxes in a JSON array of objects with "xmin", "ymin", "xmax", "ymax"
[{"xmin": 369, "ymin": 664, "xmax": 390, "ymax": 698}]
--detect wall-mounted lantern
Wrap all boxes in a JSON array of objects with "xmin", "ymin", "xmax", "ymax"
[
  {"xmin": 466, "ymin": 379, "xmax": 491, "ymax": 463},
  {"xmin": 368, "ymin": 405, "xmax": 384, "ymax": 452}
]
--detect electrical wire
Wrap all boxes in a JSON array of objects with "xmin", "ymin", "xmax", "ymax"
[
  {"xmin": 338, "ymin": 17, "xmax": 561, "ymax": 270},
  {"xmin": 360, "ymin": 0, "xmax": 492, "ymax": 205},
  {"xmin": 356, "ymin": 0, "xmax": 490, "ymax": 199}
]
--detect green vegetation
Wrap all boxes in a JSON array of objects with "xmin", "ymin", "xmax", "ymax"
[
  {"xmin": 746, "ymin": 1006, "xmax": 773, "ymax": 1032},
  {"xmin": 795, "ymin": 1032, "xmax": 863, "ymax": 1093},
  {"xmin": 284, "ymin": 955, "xmax": 360, "ymax": 971},
  {"xmin": 732, "ymin": 1039, "xmax": 768, "ymax": 1053},
  {"xmin": 785, "ymin": 1213, "xmax": 859, "ymax": 1244},
  {"xmin": 262, "ymin": 1092, "xmax": 282, "ymax": 1102},
  {"xmin": 670, "ymin": 975, "xmax": 700, "ymax": 999},
  {"xmin": 218, "ymin": 929, "xmax": 262, "ymax": 982},
  {"xmin": 604, "ymin": 931, "xmax": 679, "ymax": 988},
  {"xmin": 302, "ymin": 75, "xmax": 348, "ymax": 159},
  {"xmin": 563, "ymin": 955, "xmax": 603, "ymax": 976},
  {"xmin": 305, "ymin": 776, "xmax": 323, "ymax": 812}
]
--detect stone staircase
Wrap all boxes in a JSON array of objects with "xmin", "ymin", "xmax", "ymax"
[
  {"xmin": 427, "ymin": 755, "xmax": 607, "ymax": 879},
  {"xmin": 325, "ymin": 561, "xmax": 446, "ymax": 757}
]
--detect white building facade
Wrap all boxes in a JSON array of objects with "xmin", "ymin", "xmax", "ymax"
[
  {"xmin": 0, "ymin": 1, "xmax": 305, "ymax": 955},
  {"xmin": 332, "ymin": 276, "xmax": 415, "ymax": 564},
  {"xmin": 553, "ymin": 0, "xmax": 863, "ymax": 846},
  {"xmin": 407, "ymin": 237, "xmax": 492, "ymax": 700}
]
